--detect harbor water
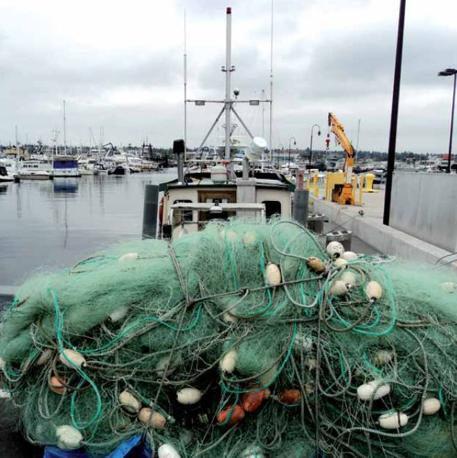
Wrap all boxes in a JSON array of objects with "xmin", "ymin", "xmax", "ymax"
[{"xmin": 0, "ymin": 170, "xmax": 177, "ymax": 287}]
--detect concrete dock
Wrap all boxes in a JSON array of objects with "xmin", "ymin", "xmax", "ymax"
[{"xmin": 311, "ymin": 188, "xmax": 457, "ymax": 269}]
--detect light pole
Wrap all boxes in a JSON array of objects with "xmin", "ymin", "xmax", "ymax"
[
  {"xmin": 438, "ymin": 68, "xmax": 457, "ymax": 174},
  {"xmin": 383, "ymin": 0, "xmax": 406, "ymax": 226},
  {"xmin": 309, "ymin": 124, "xmax": 321, "ymax": 166},
  {"xmin": 288, "ymin": 136, "xmax": 297, "ymax": 168}
]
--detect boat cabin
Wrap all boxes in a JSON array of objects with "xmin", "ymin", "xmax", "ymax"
[{"xmin": 159, "ymin": 166, "xmax": 294, "ymax": 239}]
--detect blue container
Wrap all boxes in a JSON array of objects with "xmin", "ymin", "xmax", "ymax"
[{"xmin": 44, "ymin": 435, "xmax": 151, "ymax": 458}]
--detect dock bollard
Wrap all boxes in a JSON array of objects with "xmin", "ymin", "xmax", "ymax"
[{"xmin": 142, "ymin": 184, "xmax": 159, "ymax": 239}]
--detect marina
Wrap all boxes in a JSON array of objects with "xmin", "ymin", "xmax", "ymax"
[{"xmin": 1, "ymin": 1, "xmax": 457, "ymax": 458}]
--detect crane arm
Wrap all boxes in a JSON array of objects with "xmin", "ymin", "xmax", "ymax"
[{"xmin": 328, "ymin": 112, "xmax": 355, "ymax": 167}]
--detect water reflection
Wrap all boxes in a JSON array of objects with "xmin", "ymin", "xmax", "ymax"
[
  {"xmin": 53, "ymin": 178, "xmax": 79, "ymax": 194},
  {"xmin": 0, "ymin": 170, "xmax": 177, "ymax": 285}
]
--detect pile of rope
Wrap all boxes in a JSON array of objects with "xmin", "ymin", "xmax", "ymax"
[{"xmin": 1, "ymin": 219, "xmax": 457, "ymax": 457}]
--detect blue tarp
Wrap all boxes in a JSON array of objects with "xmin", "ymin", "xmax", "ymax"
[{"xmin": 44, "ymin": 435, "xmax": 151, "ymax": 458}]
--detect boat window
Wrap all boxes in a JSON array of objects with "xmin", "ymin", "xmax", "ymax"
[
  {"xmin": 262, "ymin": 200, "xmax": 281, "ymax": 218},
  {"xmin": 173, "ymin": 199, "xmax": 193, "ymax": 223}
]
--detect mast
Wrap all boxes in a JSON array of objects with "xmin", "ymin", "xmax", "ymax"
[
  {"xmin": 15, "ymin": 125, "xmax": 19, "ymax": 159},
  {"xmin": 224, "ymin": 7, "xmax": 233, "ymax": 160},
  {"xmin": 262, "ymin": 89, "xmax": 266, "ymax": 138},
  {"xmin": 269, "ymin": 0, "xmax": 274, "ymax": 160},
  {"xmin": 63, "ymin": 100, "xmax": 67, "ymax": 155},
  {"xmin": 183, "ymin": 10, "xmax": 188, "ymax": 160}
]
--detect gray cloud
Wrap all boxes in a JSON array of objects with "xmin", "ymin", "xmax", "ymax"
[{"xmin": 0, "ymin": 0, "xmax": 456, "ymax": 153}]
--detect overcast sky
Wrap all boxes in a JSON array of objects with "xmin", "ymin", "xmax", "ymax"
[{"xmin": 0, "ymin": 0, "xmax": 456, "ymax": 153}]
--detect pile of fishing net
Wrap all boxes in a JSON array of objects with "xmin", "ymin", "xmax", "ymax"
[{"xmin": 1, "ymin": 219, "xmax": 457, "ymax": 458}]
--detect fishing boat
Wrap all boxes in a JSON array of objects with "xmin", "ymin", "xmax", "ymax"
[{"xmin": 144, "ymin": 8, "xmax": 306, "ymax": 241}]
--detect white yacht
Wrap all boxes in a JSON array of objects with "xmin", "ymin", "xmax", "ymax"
[
  {"xmin": 0, "ymin": 158, "xmax": 18, "ymax": 182},
  {"xmin": 78, "ymin": 158, "xmax": 100, "ymax": 175},
  {"xmin": 17, "ymin": 160, "xmax": 53, "ymax": 180}
]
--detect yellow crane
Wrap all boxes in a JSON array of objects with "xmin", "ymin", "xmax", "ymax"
[{"xmin": 327, "ymin": 112, "xmax": 356, "ymax": 205}]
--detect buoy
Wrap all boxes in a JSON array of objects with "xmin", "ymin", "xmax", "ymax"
[
  {"xmin": 265, "ymin": 263, "xmax": 281, "ymax": 287},
  {"xmin": 326, "ymin": 241, "xmax": 344, "ymax": 258},
  {"xmin": 306, "ymin": 358, "xmax": 317, "ymax": 370},
  {"xmin": 119, "ymin": 390, "xmax": 141, "ymax": 413},
  {"xmin": 240, "ymin": 445, "xmax": 265, "ymax": 458},
  {"xmin": 109, "ymin": 305, "xmax": 129, "ymax": 323},
  {"xmin": 222, "ymin": 312, "xmax": 237, "ymax": 323},
  {"xmin": 422, "ymin": 397, "xmax": 441, "ymax": 415},
  {"xmin": 138, "ymin": 407, "xmax": 166, "ymax": 429},
  {"xmin": 243, "ymin": 232, "xmax": 257, "ymax": 246},
  {"xmin": 59, "ymin": 349, "xmax": 86, "ymax": 369},
  {"xmin": 158, "ymin": 443, "xmax": 181, "ymax": 458},
  {"xmin": 341, "ymin": 251, "xmax": 358, "ymax": 261},
  {"xmin": 441, "ymin": 282, "xmax": 456, "ymax": 293},
  {"xmin": 279, "ymin": 389, "xmax": 301, "ymax": 404},
  {"xmin": 36, "ymin": 349, "xmax": 53, "ymax": 366},
  {"xmin": 294, "ymin": 334, "xmax": 313, "ymax": 352},
  {"xmin": 306, "ymin": 257, "xmax": 326, "ymax": 273},
  {"xmin": 340, "ymin": 271, "xmax": 357, "ymax": 287},
  {"xmin": 219, "ymin": 349, "xmax": 237, "ymax": 373},
  {"xmin": 357, "ymin": 380, "xmax": 391, "ymax": 401},
  {"xmin": 241, "ymin": 389, "xmax": 270, "ymax": 413},
  {"xmin": 365, "ymin": 281, "xmax": 383, "ymax": 301},
  {"xmin": 176, "ymin": 387, "xmax": 202, "ymax": 405},
  {"xmin": 217, "ymin": 405, "xmax": 245, "ymax": 425},
  {"xmin": 330, "ymin": 280, "xmax": 348, "ymax": 296},
  {"xmin": 49, "ymin": 375, "xmax": 66, "ymax": 395},
  {"xmin": 55, "ymin": 425, "xmax": 83, "ymax": 450},
  {"xmin": 119, "ymin": 252, "xmax": 139, "ymax": 263},
  {"xmin": 333, "ymin": 258, "xmax": 348, "ymax": 269},
  {"xmin": 378, "ymin": 411, "xmax": 408, "ymax": 429},
  {"xmin": 374, "ymin": 350, "xmax": 394, "ymax": 365},
  {"xmin": 155, "ymin": 355, "xmax": 181, "ymax": 377}
]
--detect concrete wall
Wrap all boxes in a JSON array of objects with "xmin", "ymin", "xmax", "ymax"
[{"xmin": 391, "ymin": 172, "xmax": 457, "ymax": 252}]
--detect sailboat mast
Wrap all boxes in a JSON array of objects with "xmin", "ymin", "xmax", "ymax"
[
  {"xmin": 63, "ymin": 100, "xmax": 67, "ymax": 155},
  {"xmin": 224, "ymin": 7, "xmax": 232, "ymax": 160}
]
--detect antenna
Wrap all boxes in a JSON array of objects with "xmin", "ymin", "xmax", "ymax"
[
  {"xmin": 269, "ymin": 0, "xmax": 274, "ymax": 160},
  {"xmin": 262, "ymin": 89, "xmax": 266, "ymax": 138},
  {"xmin": 188, "ymin": 7, "xmax": 270, "ymax": 158},
  {"xmin": 184, "ymin": 10, "xmax": 188, "ymax": 160}
]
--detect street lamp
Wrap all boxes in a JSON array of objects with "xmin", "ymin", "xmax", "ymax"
[
  {"xmin": 438, "ymin": 68, "xmax": 457, "ymax": 174},
  {"xmin": 288, "ymin": 136, "xmax": 297, "ymax": 168},
  {"xmin": 309, "ymin": 124, "xmax": 321, "ymax": 167}
]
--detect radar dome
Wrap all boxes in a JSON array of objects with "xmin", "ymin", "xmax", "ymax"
[{"xmin": 247, "ymin": 137, "xmax": 268, "ymax": 161}]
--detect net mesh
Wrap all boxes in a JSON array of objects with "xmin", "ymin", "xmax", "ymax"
[{"xmin": 1, "ymin": 219, "xmax": 457, "ymax": 457}]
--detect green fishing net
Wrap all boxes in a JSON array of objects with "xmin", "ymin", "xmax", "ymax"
[{"xmin": 1, "ymin": 219, "xmax": 457, "ymax": 457}]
